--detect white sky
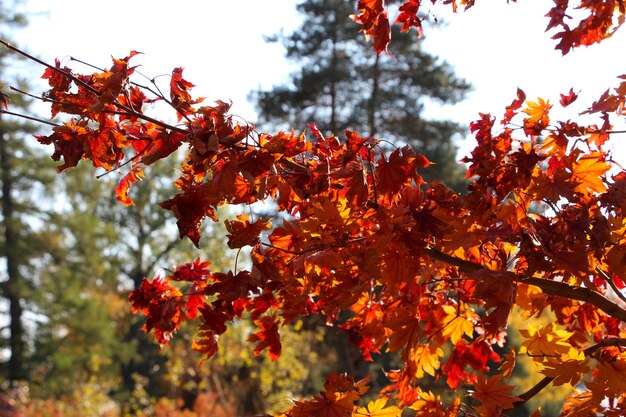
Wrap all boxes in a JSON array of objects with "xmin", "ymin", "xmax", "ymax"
[{"xmin": 12, "ymin": 0, "xmax": 626, "ymax": 160}]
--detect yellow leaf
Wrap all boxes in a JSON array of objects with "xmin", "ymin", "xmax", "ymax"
[
  {"xmin": 441, "ymin": 304, "xmax": 478, "ymax": 344},
  {"xmin": 519, "ymin": 323, "xmax": 572, "ymax": 359},
  {"xmin": 541, "ymin": 349, "xmax": 590, "ymax": 386},
  {"xmin": 409, "ymin": 345, "xmax": 444, "ymax": 378},
  {"xmin": 353, "ymin": 398, "xmax": 402, "ymax": 417},
  {"xmin": 408, "ymin": 391, "xmax": 446, "ymax": 415},
  {"xmin": 523, "ymin": 97, "xmax": 551, "ymax": 125}
]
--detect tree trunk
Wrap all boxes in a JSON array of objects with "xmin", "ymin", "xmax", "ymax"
[
  {"xmin": 0, "ymin": 125, "xmax": 25, "ymax": 387},
  {"xmin": 368, "ymin": 53, "xmax": 380, "ymax": 137}
]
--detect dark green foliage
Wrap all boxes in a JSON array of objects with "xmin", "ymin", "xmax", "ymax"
[{"xmin": 0, "ymin": 1, "xmax": 60, "ymax": 386}]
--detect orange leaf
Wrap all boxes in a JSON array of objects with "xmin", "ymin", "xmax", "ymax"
[
  {"xmin": 570, "ymin": 152, "xmax": 610, "ymax": 194},
  {"xmin": 498, "ymin": 348, "xmax": 516, "ymax": 382},
  {"xmin": 523, "ymin": 97, "xmax": 551, "ymax": 125},
  {"xmin": 352, "ymin": 0, "xmax": 390, "ymax": 53},
  {"xmin": 408, "ymin": 391, "xmax": 447, "ymax": 415},
  {"xmin": 395, "ymin": 0, "xmax": 423, "ymax": 37},
  {"xmin": 192, "ymin": 329, "xmax": 219, "ymax": 363},
  {"xmin": 353, "ymin": 398, "xmax": 402, "ymax": 417},
  {"xmin": 115, "ymin": 165, "xmax": 144, "ymax": 206},
  {"xmin": 470, "ymin": 374, "xmax": 520, "ymax": 412},
  {"xmin": 441, "ymin": 304, "xmax": 478, "ymax": 344},
  {"xmin": 409, "ymin": 345, "xmax": 444, "ymax": 378},
  {"xmin": 288, "ymin": 374, "xmax": 366, "ymax": 417}
]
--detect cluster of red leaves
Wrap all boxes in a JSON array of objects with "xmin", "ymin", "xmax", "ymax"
[
  {"xmin": 352, "ymin": 0, "xmax": 625, "ymax": 55},
  {"xmin": 5, "ymin": 2, "xmax": 626, "ymax": 414},
  {"xmin": 27, "ymin": 49, "xmax": 626, "ymax": 414}
]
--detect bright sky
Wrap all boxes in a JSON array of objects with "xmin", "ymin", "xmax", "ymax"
[{"xmin": 13, "ymin": 0, "xmax": 626, "ymax": 160}]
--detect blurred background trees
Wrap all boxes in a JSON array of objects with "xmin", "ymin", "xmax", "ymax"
[
  {"xmin": 253, "ymin": 0, "xmax": 470, "ymax": 190},
  {"xmin": 0, "ymin": 0, "xmax": 57, "ymax": 389}
]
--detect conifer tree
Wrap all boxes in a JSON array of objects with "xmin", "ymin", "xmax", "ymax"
[
  {"xmin": 253, "ymin": 0, "xmax": 470, "ymax": 189},
  {"xmin": 0, "ymin": 2, "xmax": 60, "ymax": 388}
]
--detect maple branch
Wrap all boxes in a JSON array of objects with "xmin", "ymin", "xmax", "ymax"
[
  {"xmin": 511, "ymin": 376, "xmax": 552, "ymax": 408},
  {"xmin": 9, "ymin": 85, "xmax": 57, "ymax": 104},
  {"xmin": 1, "ymin": 40, "xmax": 189, "ymax": 137},
  {"xmin": 511, "ymin": 337, "xmax": 626, "ymax": 408},
  {"xmin": 99, "ymin": 106, "xmax": 189, "ymax": 136},
  {"xmin": 1, "ymin": 40, "xmax": 101, "ymax": 97},
  {"xmin": 421, "ymin": 247, "xmax": 626, "ymax": 323},
  {"xmin": 0, "ymin": 109, "xmax": 60, "ymax": 127}
]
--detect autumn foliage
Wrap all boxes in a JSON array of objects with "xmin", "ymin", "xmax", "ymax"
[{"xmin": 3, "ymin": 1, "xmax": 626, "ymax": 416}]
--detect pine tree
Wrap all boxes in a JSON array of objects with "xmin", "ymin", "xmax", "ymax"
[
  {"xmin": 253, "ymin": 0, "xmax": 470, "ymax": 190},
  {"xmin": 27, "ymin": 163, "xmax": 127, "ymax": 398},
  {"xmin": 32, "ymin": 158, "xmax": 196, "ymax": 412},
  {"xmin": 0, "ymin": 2, "xmax": 62, "ymax": 387}
]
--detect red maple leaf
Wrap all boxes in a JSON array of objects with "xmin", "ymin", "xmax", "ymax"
[
  {"xmin": 559, "ymin": 88, "xmax": 578, "ymax": 107},
  {"xmin": 352, "ymin": 0, "xmax": 391, "ymax": 53},
  {"xmin": 248, "ymin": 315, "xmax": 282, "ymax": 361},
  {"xmin": 396, "ymin": 0, "xmax": 423, "ymax": 37},
  {"xmin": 160, "ymin": 182, "xmax": 220, "ymax": 247},
  {"xmin": 35, "ymin": 119, "xmax": 88, "ymax": 172},
  {"xmin": 115, "ymin": 164, "xmax": 144, "ymax": 206},
  {"xmin": 171, "ymin": 258, "xmax": 212, "ymax": 283},
  {"xmin": 502, "ymin": 88, "xmax": 526, "ymax": 124},
  {"xmin": 170, "ymin": 67, "xmax": 203, "ymax": 119},
  {"xmin": 225, "ymin": 214, "xmax": 272, "ymax": 249}
]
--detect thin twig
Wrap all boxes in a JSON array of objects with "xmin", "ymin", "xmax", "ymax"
[
  {"xmin": 0, "ymin": 109, "xmax": 60, "ymax": 127},
  {"xmin": 1, "ymin": 39, "xmax": 190, "ymax": 136},
  {"xmin": 95, "ymin": 140, "xmax": 152, "ymax": 179},
  {"xmin": 69, "ymin": 56, "xmax": 104, "ymax": 72},
  {"xmin": 9, "ymin": 85, "xmax": 57, "ymax": 104}
]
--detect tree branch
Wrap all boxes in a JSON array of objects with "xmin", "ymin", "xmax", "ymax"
[
  {"xmin": 0, "ymin": 109, "xmax": 60, "ymax": 127},
  {"xmin": 422, "ymin": 247, "xmax": 626, "ymax": 323},
  {"xmin": 511, "ymin": 337, "xmax": 626, "ymax": 408},
  {"xmin": 0, "ymin": 39, "xmax": 190, "ymax": 136}
]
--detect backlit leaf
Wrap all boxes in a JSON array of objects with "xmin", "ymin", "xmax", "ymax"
[
  {"xmin": 470, "ymin": 374, "xmax": 520, "ymax": 413},
  {"xmin": 353, "ymin": 398, "xmax": 401, "ymax": 417}
]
